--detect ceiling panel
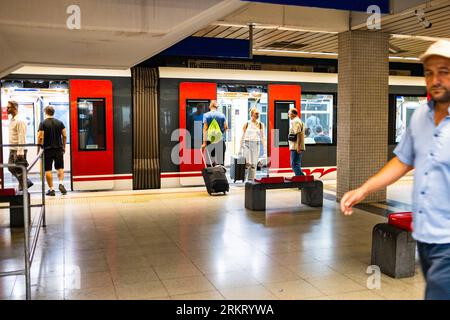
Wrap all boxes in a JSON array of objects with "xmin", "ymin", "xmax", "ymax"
[{"xmin": 192, "ymin": 0, "xmax": 449, "ymax": 59}]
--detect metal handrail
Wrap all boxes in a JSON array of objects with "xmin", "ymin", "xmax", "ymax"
[
  {"xmin": 0, "ymin": 143, "xmax": 46, "ymax": 300},
  {"xmin": 28, "ymin": 150, "xmax": 44, "ymax": 174}
]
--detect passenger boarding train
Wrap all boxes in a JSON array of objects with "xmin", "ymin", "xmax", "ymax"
[{"xmin": 0, "ymin": 66, "xmax": 426, "ymax": 191}]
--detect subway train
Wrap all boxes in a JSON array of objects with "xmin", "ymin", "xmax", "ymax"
[
  {"xmin": 0, "ymin": 66, "xmax": 426, "ymax": 191},
  {"xmin": 0, "ymin": 67, "xmax": 132, "ymax": 191},
  {"xmin": 158, "ymin": 67, "xmax": 426, "ymax": 188}
]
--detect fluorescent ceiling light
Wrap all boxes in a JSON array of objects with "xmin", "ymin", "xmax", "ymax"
[
  {"xmin": 276, "ymin": 26, "xmax": 338, "ymax": 34},
  {"xmin": 254, "ymin": 49, "xmax": 338, "ymax": 56},
  {"xmin": 389, "ymin": 56, "xmax": 420, "ymax": 61},
  {"xmin": 255, "ymin": 49, "xmax": 421, "ymax": 61},
  {"xmin": 391, "ymin": 34, "xmax": 450, "ymax": 42},
  {"xmin": 212, "ymin": 22, "xmax": 338, "ymax": 34}
]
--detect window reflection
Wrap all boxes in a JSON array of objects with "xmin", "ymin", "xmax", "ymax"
[
  {"xmin": 395, "ymin": 96, "xmax": 427, "ymax": 143},
  {"xmin": 78, "ymin": 98, "xmax": 106, "ymax": 151},
  {"xmin": 274, "ymin": 101, "xmax": 295, "ymax": 147},
  {"xmin": 301, "ymin": 94, "xmax": 334, "ymax": 145},
  {"xmin": 186, "ymin": 100, "xmax": 209, "ymax": 149}
]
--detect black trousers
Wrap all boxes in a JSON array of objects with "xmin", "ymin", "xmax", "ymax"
[
  {"xmin": 206, "ymin": 141, "xmax": 226, "ymax": 166},
  {"xmin": 8, "ymin": 150, "xmax": 32, "ymax": 188}
]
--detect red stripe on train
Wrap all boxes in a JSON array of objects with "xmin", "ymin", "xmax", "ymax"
[{"xmin": 73, "ymin": 175, "xmax": 132, "ymax": 182}]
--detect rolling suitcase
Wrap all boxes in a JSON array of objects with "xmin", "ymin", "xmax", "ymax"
[
  {"xmin": 230, "ymin": 155, "xmax": 246, "ymax": 183},
  {"xmin": 202, "ymin": 149, "xmax": 229, "ymax": 195}
]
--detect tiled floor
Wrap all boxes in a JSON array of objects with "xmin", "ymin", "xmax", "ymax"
[{"xmin": 0, "ymin": 179, "xmax": 425, "ymax": 300}]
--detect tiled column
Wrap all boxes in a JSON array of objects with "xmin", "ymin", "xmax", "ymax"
[{"xmin": 337, "ymin": 31, "xmax": 390, "ymax": 202}]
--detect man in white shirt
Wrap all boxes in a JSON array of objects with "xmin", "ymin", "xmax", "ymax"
[
  {"xmin": 288, "ymin": 109, "xmax": 305, "ymax": 176},
  {"xmin": 7, "ymin": 101, "xmax": 33, "ymax": 191}
]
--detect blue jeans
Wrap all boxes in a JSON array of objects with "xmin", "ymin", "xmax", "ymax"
[
  {"xmin": 417, "ymin": 241, "xmax": 450, "ymax": 300},
  {"xmin": 290, "ymin": 150, "xmax": 304, "ymax": 176}
]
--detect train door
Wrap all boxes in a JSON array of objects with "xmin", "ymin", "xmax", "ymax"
[
  {"xmin": 268, "ymin": 84, "xmax": 301, "ymax": 174},
  {"xmin": 1, "ymin": 80, "xmax": 70, "ymax": 189},
  {"xmin": 217, "ymin": 85, "xmax": 268, "ymax": 173},
  {"xmin": 70, "ymin": 80, "xmax": 114, "ymax": 191},
  {"xmin": 179, "ymin": 82, "xmax": 216, "ymax": 185}
]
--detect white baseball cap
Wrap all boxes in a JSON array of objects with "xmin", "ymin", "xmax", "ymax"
[{"xmin": 420, "ymin": 39, "xmax": 450, "ymax": 62}]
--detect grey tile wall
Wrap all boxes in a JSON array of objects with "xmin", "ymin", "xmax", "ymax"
[{"xmin": 336, "ymin": 31, "xmax": 390, "ymax": 202}]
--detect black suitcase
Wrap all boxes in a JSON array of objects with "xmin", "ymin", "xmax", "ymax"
[
  {"xmin": 230, "ymin": 155, "xmax": 246, "ymax": 183},
  {"xmin": 202, "ymin": 150, "xmax": 229, "ymax": 195},
  {"xmin": 202, "ymin": 166, "xmax": 229, "ymax": 195}
]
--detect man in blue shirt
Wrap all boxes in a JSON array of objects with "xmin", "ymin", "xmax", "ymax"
[
  {"xmin": 340, "ymin": 40, "xmax": 450, "ymax": 300},
  {"xmin": 201, "ymin": 100, "xmax": 228, "ymax": 166},
  {"xmin": 313, "ymin": 125, "xmax": 332, "ymax": 144}
]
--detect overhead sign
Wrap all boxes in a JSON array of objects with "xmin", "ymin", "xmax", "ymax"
[{"xmin": 243, "ymin": 0, "xmax": 390, "ymax": 13}]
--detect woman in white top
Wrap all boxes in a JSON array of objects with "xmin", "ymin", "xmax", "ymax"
[{"xmin": 240, "ymin": 108, "xmax": 266, "ymax": 181}]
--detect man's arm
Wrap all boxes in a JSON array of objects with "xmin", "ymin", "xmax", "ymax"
[
  {"xmin": 37, "ymin": 131, "xmax": 44, "ymax": 153},
  {"xmin": 201, "ymin": 123, "xmax": 208, "ymax": 150},
  {"xmin": 296, "ymin": 122, "xmax": 304, "ymax": 153},
  {"xmin": 340, "ymin": 157, "xmax": 413, "ymax": 215},
  {"xmin": 17, "ymin": 120, "xmax": 27, "ymax": 156},
  {"xmin": 62, "ymin": 128, "xmax": 67, "ymax": 153}
]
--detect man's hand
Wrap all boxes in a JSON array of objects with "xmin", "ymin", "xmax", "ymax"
[
  {"xmin": 201, "ymin": 142, "xmax": 207, "ymax": 150},
  {"xmin": 340, "ymin": 157, "xmax": 413, "ymax": 216},
  {"xmin": 340, "ymin": 187, "xmax": 368, "ymax": 215},
  {"xmin": 297, "ymin": 148, "xmax": 302, "ymax": 154}
]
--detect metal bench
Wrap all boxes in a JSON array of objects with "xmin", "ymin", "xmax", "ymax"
[
  {"xmin": 371, "ymin": 212, "xmax": 416, "ymax": 278},
  {"xmin": 245, "ymin": 176, "xmax": 323, "ymax": 211}
]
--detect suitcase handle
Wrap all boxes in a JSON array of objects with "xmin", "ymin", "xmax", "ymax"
[
  {"xmin": 202, "ymin": 146, "xmax": 226, "ymax": 173},
  {"xmin": 202, "ymin": 147, "xmax": 213, "ymax": 168}
]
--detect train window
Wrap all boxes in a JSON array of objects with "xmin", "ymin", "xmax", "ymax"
[
  {"xmin": 77, "ymin": 98, "xmax": 106, "ymax": 151},
  {"xmin": 301, "ymin": 94, "xmax": 334, "ymax": 145},
  {"xmin": 274, "ymin": 101, "xmax": 295, "ymax": 147},
  {"xmin": 186, "ymin": 99, "xmax": 209, "ymax": 149},
  {"xmin": 395, "ymin": 96, "xmax": 427, "ymax": 143}
]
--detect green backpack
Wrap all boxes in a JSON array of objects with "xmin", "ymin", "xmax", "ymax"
[{"xmin": 207, "ymin": 118, "xmax": 223, "ymax": 143}]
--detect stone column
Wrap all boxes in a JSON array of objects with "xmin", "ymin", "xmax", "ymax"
[{"xmin": 336, "ymin": 30, "xmax": 390, "ymax": 202}]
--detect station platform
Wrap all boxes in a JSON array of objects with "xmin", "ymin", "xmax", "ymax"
[{"xmin": 0, "ymin": 178, "xmax": 424, "ymax": 300}]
